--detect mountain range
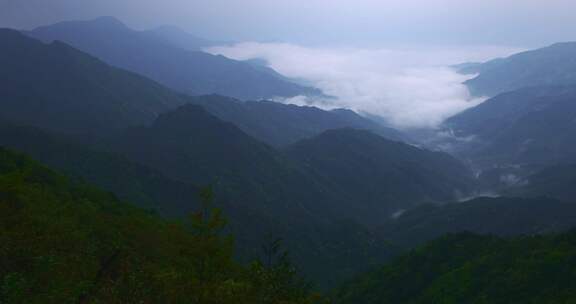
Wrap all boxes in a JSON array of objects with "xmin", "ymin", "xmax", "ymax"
[
  {"xmin": 187, "ymin": 94, "xmax": 404, "ymax": 146},
  {"xmin": 4, "ymin": 15, "xmax": 576, "ymax": 299},
  {"xmin": 0, "ymin": 28, "xmax": 475, "ymax": 288},
  {"xmin": 27, "ymin": 16, "xmax": 321, "ymax": 100},
  {"xmin": 0, "ymin": 28, "xmax": 186, "ymax": 135}
]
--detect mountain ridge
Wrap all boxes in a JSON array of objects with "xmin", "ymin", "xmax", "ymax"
[
  {"xmin": 463, "ymin": 42, "xmax": 576, "ymax": 97},
  {"xmin": 0, "ymin": 28, "xmax": 187, "ymax": 135},
  {"xmin": 286, "ymin": 128, "xmax": 475, "ymax": 225},
  {"xmin": 28, "ymin": 16, "xmax": 322, "ymax": 100}
]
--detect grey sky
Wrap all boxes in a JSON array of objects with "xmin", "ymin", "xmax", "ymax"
[{"xmin": 1, "ymin": 0, "xmax": 576, "ymax": 47}]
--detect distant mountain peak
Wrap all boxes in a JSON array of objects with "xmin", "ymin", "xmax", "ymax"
[
  {"xmin": 34, "ymin": 16, "xmax": 129, "ymax": 34},
  {"xmin": 92, "ymin": 16, "xmax": 124, "ymax": 24},
  {"xmin": 82, "ymin": 16, "xmax": 128, "ymax": 29}
]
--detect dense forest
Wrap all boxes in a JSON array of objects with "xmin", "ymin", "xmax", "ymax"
[
  {"xmin": 337, "ymin": 232, "xmax": 576, "ymax": 304},
  {"xmin": 0, "ymin": 148, "xmax": 322, "ymax": 303},
  {"xmin": 5, "ymin": 147, "xmax": 576, "ymax": 303}
]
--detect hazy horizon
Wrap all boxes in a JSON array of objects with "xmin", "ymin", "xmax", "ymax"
[
  {"xmin": 3, "ymin": 0, "xmax": 573, "ymax": 128},
  {"xmin": 3, "ymin": 0, "xmax": 576, "ymax": 48}
]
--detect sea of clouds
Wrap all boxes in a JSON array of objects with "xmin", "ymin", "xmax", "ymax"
[{"xmin": 208, "ymin": 43, "xmax": 522, "ymax": 129}]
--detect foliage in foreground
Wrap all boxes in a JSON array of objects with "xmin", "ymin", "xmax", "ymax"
[
  {"xmin": 337, "ymin": 231, "xmax": 576, "ymax": 304},
  {"xmin": 0, "ymin": 148, "xmax": 322, "ymax": 303}
]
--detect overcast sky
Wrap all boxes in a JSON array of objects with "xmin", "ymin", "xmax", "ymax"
[{"xmin": 2, "ymin": 0, "xmax": 576, "ymax": 47}]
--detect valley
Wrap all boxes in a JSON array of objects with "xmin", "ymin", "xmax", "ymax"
[{"xmin": 1, "ymin": 10, "xmax": 576, "ymax": 303}]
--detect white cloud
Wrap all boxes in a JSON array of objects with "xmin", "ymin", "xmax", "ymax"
[{"xmin": 208, "ymin": 43, "xmax": 521, "ymax": 129}]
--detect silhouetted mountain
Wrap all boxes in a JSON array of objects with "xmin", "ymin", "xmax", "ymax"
[
  {"xmin": 286, "ymin": 128, "xmax": 475, "ymax": 225},
  {"xmin": 109, "ymin": 104, "xmax": 303, "ymax": 193},
  {"xmin": 0, "ymin": 118, "xmax": 366, "ymax": 277},
  {"xmin": 337, "ymin": 231, "xmax": 576, "ymax": 304},
  {"xmin": 377, "ymin": 196, "xmax": 576, "ymax": 250},
  {"xmin": 28, "ymin": 17, "xmax": 321, "ymax": 100},
  {"xmin": 105, "ymin": 104, "xmax": 362, "ymax": 225},
  {"xmin": 0, "ymin": 109, "xmax": 390, "ymax": 288},
  {"xmin": 464, "ymin": 42, "xmax": 576, "ymax": 97},
  {"xmin": 445, "ymin": 86, "xmax": 576, "ymax": 169},
  {"xmin": 0, "ymin": 28, "xmax": 186, "ymax": 135},
  {"xmin": 187, "ymin": 94, "xmax": 404, "ymax": 146},
  {"xmin": 104, "ymin": 104, "xmax": 390, "ymax": 288}
]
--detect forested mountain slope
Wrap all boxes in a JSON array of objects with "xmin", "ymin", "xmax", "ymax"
[
  {"xmin": 286, "ymin": 128, "xmax": 474, "ymax": 225},
  {"xmin": 0, "ymin": 29, "xmax": 186, "ymax": 135},
  {"xmin": 337, "ymin": 231, "xmax": 576, "ymax": 304},
  {"xmin": 444, "ymin": 86, "xmax": 576, "ymax": 169},
  {"xmin": 0, "ymin": 147, "xmax": 321, "ymax": 303}
]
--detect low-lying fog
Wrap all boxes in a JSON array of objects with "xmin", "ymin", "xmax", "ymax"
[{"xmin": 209, "ymin": 43, "xmax": 522, "ymax": 129}]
